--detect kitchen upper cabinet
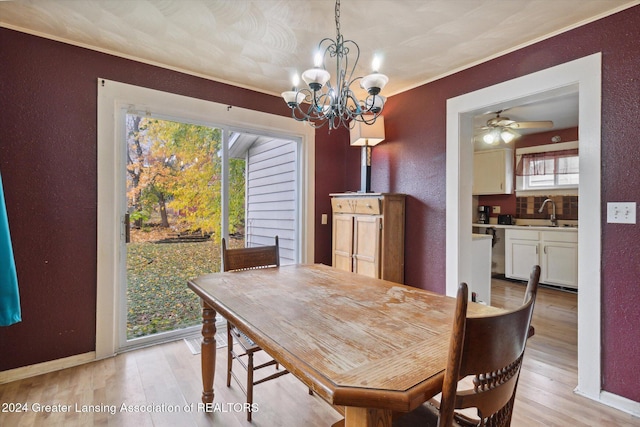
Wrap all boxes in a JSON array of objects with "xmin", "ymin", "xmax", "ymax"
[
  {"xmin": 505, "ymin": 228, "xmax": 578, "ymax": 289},
  {"xmin": 331, "ymin": 193, "xmax": 405, "ymax": 283},
  {"xmin": 473, "ymin": 148, "xmax": 514, "ymax": 195}
]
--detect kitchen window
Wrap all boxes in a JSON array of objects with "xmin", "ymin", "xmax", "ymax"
[{"xmin": 515, "ymin": 141, "xmax": 579, "ymax": 195}]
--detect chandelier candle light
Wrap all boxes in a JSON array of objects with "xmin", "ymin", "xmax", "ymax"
[{"xmin": 281, "ymin": 0, "xmax": 388, "ymax": 130}]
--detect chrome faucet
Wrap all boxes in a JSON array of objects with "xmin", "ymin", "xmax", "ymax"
[{"xmin": 538, "ymin": 198, "xmax": 558, "ymax": 226}]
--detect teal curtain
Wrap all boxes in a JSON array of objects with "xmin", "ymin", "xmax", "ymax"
[{"xmin": 0, "ymin": 172, "xmax": 21, "ymax": 326}]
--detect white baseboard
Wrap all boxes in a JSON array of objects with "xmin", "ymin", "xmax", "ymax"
[
  {"xmin": 0, "ymin": 351, "xmax": 96, "ymax": 384},
  {"xmin": 599, "ymin": 390, "xmax": 640, "ymax": 418}
]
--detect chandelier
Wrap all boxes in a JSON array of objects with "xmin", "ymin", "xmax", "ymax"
[{"xmin": 281, "ymin": 0, "xmax": 388, "ymax": 130}]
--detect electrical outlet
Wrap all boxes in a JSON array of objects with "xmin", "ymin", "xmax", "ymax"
[
  {"xmin": 492, "ymin": 206, "xmax": 501, "ymax": 214},
  {"xmin": 321, "ymin": 213, "xmax": 328, "ymax": 225},
  {"xmin": 606, "ymin": 202, "xmax": 636, "ymax": 224}
]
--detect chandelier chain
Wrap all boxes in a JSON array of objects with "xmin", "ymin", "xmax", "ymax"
[{"xmin": 335, "ymin": 0, "xmax": 341, "ymax": 40}]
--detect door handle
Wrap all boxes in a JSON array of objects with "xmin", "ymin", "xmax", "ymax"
[{"xmin": 124, "ymin": 213, "xmax": 130, "ymax": 243}]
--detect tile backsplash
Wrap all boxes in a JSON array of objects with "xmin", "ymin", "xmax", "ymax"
[{"xmin": 516, "ymin": 195, "xmax": 578, "ymax": 220}]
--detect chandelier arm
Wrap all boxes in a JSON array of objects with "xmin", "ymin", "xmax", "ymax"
[
  {"xmin": 315, "ymin": 92, "xmax": 334, "ymax": 116},
  {"xmin": 340, "ymin": 39, "xmax": 360, "ymax": 89},
  {"xmin": 343, "ymin": 90, "xmax": 362, "ymax": 115}
]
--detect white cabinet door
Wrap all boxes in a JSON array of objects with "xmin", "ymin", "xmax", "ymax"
[
  {"xmin": 471, "ymin": 236, "xmax": 492, "ymax": 304},
  {"xmin": 473, "ymin": 149, "xmax": 513, "ymax": 195},
  {"xmin": 505, "ymin": 229, "xmax": 539, "ymax": 281},
  {"xmin": 506, "ymin": 239, "xmax": 539, "ymax": 281},
  {"xmin": 505, "ymin": 229, "xmax": 578, "ymax": 288},
  {"xmin": 541, "ymin": 231, "xmax": 578, "ymax": 288}
]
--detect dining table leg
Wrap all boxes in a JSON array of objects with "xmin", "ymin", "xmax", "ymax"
[
  {"xmin": 200, "ymin": 301, "xmax": 217, "ymax": 403},
  {"xmin": 344, "ymin": 406, "xmax": 392, "ymax": 427}
]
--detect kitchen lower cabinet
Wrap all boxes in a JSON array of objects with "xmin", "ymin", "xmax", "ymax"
[
  {"xmin": 331, "ymin": 193, "xmax": 405, "ymax": 283},
  {"xmin": 505, "ymin": 229, "xmax": 540, "ymax": 282},
  {"xmin": 540, "ymin": 231, "xmax": 578, "ymax": 288},
  {"xmin": 471, "ymin": 234, "xmax": 493, "ymax": 304},
  {"xmin": 505, "ymin": 228, "xmax": 578, "ymax": 289}
]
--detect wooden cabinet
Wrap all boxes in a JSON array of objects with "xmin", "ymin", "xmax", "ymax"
[
  {"xmin": 473, "ymin": 148, "xmax": 514, "ymax": 195},
  {"xmin": 505, "ymin": 228, "xmax": 578, "ymax": 289},
  {"xmin": 331, "ymin": 193, "xmax": 405, "ymax": 283}
]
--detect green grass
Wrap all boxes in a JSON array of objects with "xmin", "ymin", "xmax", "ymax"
[{"xmin": 126, "ymin": 240, "xmax": 220, "ymax": 339}]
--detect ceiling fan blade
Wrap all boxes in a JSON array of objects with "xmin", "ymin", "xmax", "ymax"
[{"xmin": 507, "ymin": 120, "xmax": 554, "ymax": 129}]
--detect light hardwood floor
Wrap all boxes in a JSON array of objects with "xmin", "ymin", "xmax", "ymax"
[{"xmin": 1, "ymin": 279, "xmax": 638, "ymax": 426}]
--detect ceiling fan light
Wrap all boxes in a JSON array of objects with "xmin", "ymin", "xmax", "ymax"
[
  {"xmin": 500, "ymin": 129, "xmax": 517, "ymax": 143},
  {"xmin": 483, "ymin": 131, "xmax": 499, "ymax": 144}
]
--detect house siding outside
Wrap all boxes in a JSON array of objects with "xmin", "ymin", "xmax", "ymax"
[{"xmin": 246, "ymin": 138, "xmax": 297, "ymax": 265}]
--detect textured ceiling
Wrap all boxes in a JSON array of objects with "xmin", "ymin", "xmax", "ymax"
[
  {"xmin": 1, "ymin": 0, "xmax": 636, "ymax": 97},
  {"xmin": 1, "ymin": 0, "xmax": 637, "ymax": 133}
]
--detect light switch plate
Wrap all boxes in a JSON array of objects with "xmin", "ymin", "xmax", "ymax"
[
  {"xmin": 606, "ymin": 202, "xmax": 636, "ymax": 224},
  {"xmin": 321, "ymin": 213, "xmax": 328, "ymax": 225}
]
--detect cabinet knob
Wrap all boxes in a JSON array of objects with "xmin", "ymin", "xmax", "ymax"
[
  {"xmin": 337, "ymin": 204, "xmax": 342, "ymax": 208},
  {"xmin": 366, "ymin": 204, "xmax": 371, "ymax": 208}
]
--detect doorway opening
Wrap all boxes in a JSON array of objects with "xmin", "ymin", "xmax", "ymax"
[{"xmin": 446, "ymin": 53, "xmax": 602, "ymax": 401}]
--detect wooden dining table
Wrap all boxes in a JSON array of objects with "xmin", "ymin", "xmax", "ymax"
[{"xmin": 187, "ymin": 263, "xmax": 501, "ymax": 427}]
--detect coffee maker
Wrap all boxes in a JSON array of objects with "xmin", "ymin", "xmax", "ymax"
[{"xmin": 477, "ymin": 205, "xmax": 490, "ymax": 224}]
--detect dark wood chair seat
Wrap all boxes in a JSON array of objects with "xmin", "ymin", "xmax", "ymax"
[{"xmin": 394, "ymin": 265, "xmax": 541, "ymax": 427}]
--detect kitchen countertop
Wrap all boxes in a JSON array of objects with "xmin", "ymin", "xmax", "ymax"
[
  {"xmin": 473, "ymin": 223, "xmax": 578, "ymax": 231},
  {"xmin": 472, "ymin": 233, "xmax": 493, "ymax": 240}
]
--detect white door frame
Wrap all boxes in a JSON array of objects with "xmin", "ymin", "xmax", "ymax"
[
  {"xmin": 96, "ymin": 79, "xmax": 315, "ymax": 358},
  {"xmin": 446, "ymin": 54, "xmax": 602, "ymax": 400}
]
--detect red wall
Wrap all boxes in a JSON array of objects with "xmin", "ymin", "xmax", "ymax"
[
  {"xmin": 1, "ymin": 4, "xmax": 639, "ymax": 403},
  {"xmin": 373, "ymin": 6, "xmax": 640, "ymax": 401},
  {"xmin": 0, "ymin": 28, "xmax": 349, "ymax": 370}
]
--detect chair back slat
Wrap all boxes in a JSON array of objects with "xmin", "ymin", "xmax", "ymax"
[
  {"xmin": 222, "ymin": 236, "xmax": 280, "ymax": 272},
  {"xmin": 437, "ymin": 265, "xmax": 540, "ymax": 427},
  {"xmin": 460, "ymin": 297, "xmax": 534, "ymax": 375}
]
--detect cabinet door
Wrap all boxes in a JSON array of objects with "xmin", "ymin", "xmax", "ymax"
[
  {"xmin": 473, "ymin": 149, "xmax": 513, "ymax": 195},
  {"xmin": 505, "ymin": 239, "xmax": 539, "ymax": 281},
  {"xmin": 542, "ymin": 242, "xmax": 578, "ymax": 288},
  {"xmin": 353, "ymin": 216, "xmax": 381, "ymax": 279},
  {"xmin": 332, "ymin": 214, "xmax": 354, "ymax": 272}
]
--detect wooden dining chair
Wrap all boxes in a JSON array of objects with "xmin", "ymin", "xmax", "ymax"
[
  {"xmin": 394, "ymin": 265, "xmax": 540, "ymax": 427},
  {"xmin": 222, "ymin": 236, "xmax": 289, "ymax": 421}
]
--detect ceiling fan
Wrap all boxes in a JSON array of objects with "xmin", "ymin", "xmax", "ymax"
[{"xmin": 479, "ymin": 111, "xmax": 553, "ymax": 144}]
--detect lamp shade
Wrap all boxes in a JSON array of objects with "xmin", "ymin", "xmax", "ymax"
[{"xmin": 350, "ymin": 116, "xmax": 385, "ymax": 146}]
